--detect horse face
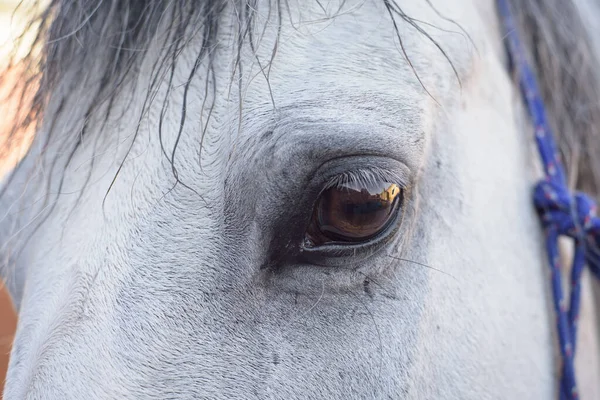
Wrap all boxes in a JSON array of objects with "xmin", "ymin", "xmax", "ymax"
[{"xmin": 1, "ymin": 1, "xmax": 563, "ymax": 398}]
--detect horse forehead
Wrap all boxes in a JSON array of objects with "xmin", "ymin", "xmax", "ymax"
[
  {"xmin": 241, "ymin": 0, "xmax": 476, "ymax": 89},
  {"xmin": 222, "ymin": 1, "xmax": 478, "ymax": 157}
]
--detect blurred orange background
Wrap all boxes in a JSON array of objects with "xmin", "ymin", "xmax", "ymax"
[{"xmin": 0, "ymin": 285, "xmax": 15, "ymax": 398}]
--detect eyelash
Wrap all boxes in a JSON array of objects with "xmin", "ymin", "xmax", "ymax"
[{"xmin": 323, "ymin": 166, "xmax": 408, "ymax": 192}]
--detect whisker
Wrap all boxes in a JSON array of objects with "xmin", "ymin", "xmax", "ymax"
[
  {"xmin": 348, "ymin": 289, "xmax": 384, "ymax": 385},
  {"xmin": 281, "ymin": 279, "xmax": 326, "ymax": 337},
  {"xmin": 387, "ymin": 255, "xmax": 456, "ymax": 280}
]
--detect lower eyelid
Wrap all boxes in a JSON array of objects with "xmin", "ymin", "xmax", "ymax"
[{"xmin": 299, "ymin": 194, "xmax": 405, "ymax": 267}]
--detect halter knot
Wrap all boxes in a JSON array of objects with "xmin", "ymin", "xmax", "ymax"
[
  {"xmin": 533, "ymin": 180, "xmax": 600, "ymax": 279},
  {"xmin": 534, "ymin": 181, "xmax": 599, "ymax": 237}
]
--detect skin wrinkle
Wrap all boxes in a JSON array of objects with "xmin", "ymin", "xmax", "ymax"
[{"xmin": 1, "ymin": 0, "xmax": 600, "ymax": 398}]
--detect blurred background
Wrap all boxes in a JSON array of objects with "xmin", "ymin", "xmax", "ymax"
[{"xmin": 0, "ymin": 0, "xmax": 35, "ymax": 396}]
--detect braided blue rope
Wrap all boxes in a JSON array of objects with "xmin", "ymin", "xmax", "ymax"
[{"xmin": 497, "ymin": 1, "xmax": 600, "ymax": 398}]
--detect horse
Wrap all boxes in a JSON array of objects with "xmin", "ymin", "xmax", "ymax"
[{"xmin": 2, "ymin": 0, "xmax": 600, "ymax": 398}]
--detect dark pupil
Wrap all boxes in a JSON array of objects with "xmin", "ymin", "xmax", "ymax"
[{"xmin": 309, "ymin": 182, "xmax": 401, "ymax": 244}]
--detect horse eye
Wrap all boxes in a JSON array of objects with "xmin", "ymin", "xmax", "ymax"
[{"xmin": 305, "ymin": 181, "xmax": 403, "ymax": 247}]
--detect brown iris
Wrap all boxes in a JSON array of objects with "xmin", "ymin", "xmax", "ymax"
[{"xmin": 305, "ymin": 182, "xmax": 402, "ymax": 246}]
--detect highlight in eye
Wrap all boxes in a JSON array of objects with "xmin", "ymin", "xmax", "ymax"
[{"xmin": 304, "ymin": 171, "xmax": 403, "ymax": 248}]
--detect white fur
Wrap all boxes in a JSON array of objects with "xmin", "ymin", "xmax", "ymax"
[{"xmin": 1, "ymin": 0, "xmax": 599, "ymax": 398}]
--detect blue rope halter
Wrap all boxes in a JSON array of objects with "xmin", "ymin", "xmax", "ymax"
[{"xmin": 497, "ymin": 1, "xmax": 600, "ymax": 398}]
